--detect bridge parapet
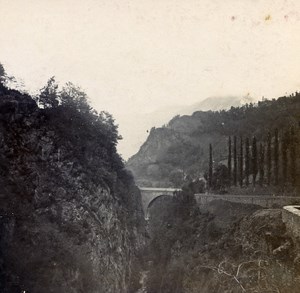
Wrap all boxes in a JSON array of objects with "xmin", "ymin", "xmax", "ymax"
[
  {"xmin": 282, "ymin": 206, "xmax": 300, "ymax": 239},
  {"xmin": 195, "ymin": 194, "xmax": 300, "ymax": 208}
]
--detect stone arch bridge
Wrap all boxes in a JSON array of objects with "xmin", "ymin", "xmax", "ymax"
[{"xmin": 139, "ymin": 187, "xmax": 181, "ymax": 219}]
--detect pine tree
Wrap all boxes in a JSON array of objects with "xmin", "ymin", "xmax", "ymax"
[
  {"xmin": 290, "ymin": 126, "xmax": 297, "ymax": 186},
  {"xmin": 208, "ymin": 143, "xmax": 213, "ymax": 190},
  {"xmin": 267, "ymin": 132, "xmax": 272, "ymax": 186},
  {"xmin": 252, "ymin": 136, "xmax": 258, "ymax": 186},
  {"xmin": 259, "ymin": 143, "xmax": 265, "ymax": 186},
  {"xmin": 228, "ymin": 136, "xmax": 232, "ymax": 185},
  {"xmin": 274, "ymin": 129, "xmax": 279, "ymax": 185},
  {"xmin": 239, "ymin": 137, "xmax": 243, "ymax": 187},
  {"xmin": 233, "ymin": 136, "xmax": 237, "ymax": 186},
  {"xmin": 245, "ymin": 137, "xmax": 250, "ymax": 186}
]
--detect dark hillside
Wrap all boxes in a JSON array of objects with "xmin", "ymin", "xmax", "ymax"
[{"xmin": 127, "ymin": 93, "xmax": 300, "ymax": 188}]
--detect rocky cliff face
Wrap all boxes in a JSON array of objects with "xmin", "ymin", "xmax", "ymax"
[
  {"xmin": 0, "ymin": 85, "xmax": 145, "ymax": 293},
  {"xmin": 126, "ymin": 111, "xmax": 228, "ymax": 187}
]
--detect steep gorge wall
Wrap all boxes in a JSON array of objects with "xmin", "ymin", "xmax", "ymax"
[{"xmin": 0, "ymin": 86, "xmax": 145, "ymax": 293}]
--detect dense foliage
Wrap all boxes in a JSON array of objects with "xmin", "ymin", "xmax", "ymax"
[{"xmin": 36, "ymin": 77, "xmax": 127, "ymax": 192}]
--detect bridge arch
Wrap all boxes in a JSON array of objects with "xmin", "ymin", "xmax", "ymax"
[
  {"xmin": 139, "ymin": 187, "xmax": 181, "ymax": 219},
  {"xmin": 148, "ymin": 194, "xmax": 173, "ymax": 209}
]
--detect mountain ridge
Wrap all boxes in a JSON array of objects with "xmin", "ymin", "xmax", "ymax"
[{"xmin": 119, "ymin": 95, "xmax": 256, "ymax": 159}]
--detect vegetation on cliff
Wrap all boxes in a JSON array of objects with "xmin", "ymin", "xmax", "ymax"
[{"xmin": 0, "ymin": 70, "xmax": 145, "ymax": 293}]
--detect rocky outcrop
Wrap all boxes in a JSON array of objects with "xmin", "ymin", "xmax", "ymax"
[
  {"xmin": 0, "ymin": 85, "xmax": 145, "ymax": 293},
  {"xmin": 126, "ymin": 111, "xmax": 229, "ymax": 187}
]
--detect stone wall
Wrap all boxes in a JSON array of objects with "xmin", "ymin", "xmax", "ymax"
[
  {"xmin": 195, "ymin": 194, "xmax": 300, "ymax": 208},
  {"xmin": 282, "ymin": 206, "xmax": 300, "ymax": 239}
]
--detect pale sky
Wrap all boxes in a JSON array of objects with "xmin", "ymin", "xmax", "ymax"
[{"xmin": 0, "ymin": 0, "xmax": 300, "ymax": 159}]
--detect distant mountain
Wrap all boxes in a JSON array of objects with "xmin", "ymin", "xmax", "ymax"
[
  {"xmin": 182, "ymin": 95, "xmax": 254, "ymax": 114},
  {"xmin": 126, "ymin": 93, "xmax": 300, "ymax": 188},
  {"xmin": 119, "ymin": 96, "xmax": 255, "ymax": 159}
]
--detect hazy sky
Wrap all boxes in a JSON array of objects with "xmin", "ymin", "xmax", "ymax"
[{"xmin": 0, "ymin": 0, "xmax": 300, "ymax": 158}]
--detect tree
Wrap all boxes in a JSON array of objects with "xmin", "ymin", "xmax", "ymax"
[
  {"xmin": 233, "ymin": 136, "xmax": 237, "ymax": 186},
  {"xmin": 289, "ymin": 126, "xmax": 297, "ymax": 186},
  {"xmin": 252, "ymin": 136, "xmax": 258, "ymax": 186},
  {"xmin": 0, "ymin": 63, "xmax": 25, "ymax": 92},
  {"xmin": 281, "ymin": 131, "xmax": 289, "ymax": 186},
  {"xmin": 227, "ymin": 136, "xmax": 232, "ymax": 185},
  {"xmin": 211, "ymin": 164, "xmax": 230, "ymax": 193},
  {"xmin": 38, "ymin": 77, "xmax": 59, "ymax": 108},
  {"xmin": 97, "ymin": 111, "xmax": 120, "ymax": 148},
  {"xmin": 208, "ymin": 144, "xmax": 213, "ymax": 190},
  {"xmin": 239, "ymin": 136, "xmax": 243, "ymax": 187},
  {"xmin": 259, "ymin": 143, "xmax": 265, "ymax": 186},
  {"xmin": 60, "ymin": 82, "xmax": 91, "ymax": 113},
  {"xmin": 274, "ymin": 129, "xmax": 279, "ymax": 185},
  {"xmin": 182, "ymin": 179, "xmax": 205, "ymax": 195},
  {"xmin": 266, "ymin": 132, "xmax": 271, "ymax": 186},
  {"xmin": 0, "ymin": 63, "xmax": 5, "ymax": 85},
  {"xmin": 245, "ymin": 137, "xmax": 250, "ymax": 186}
]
